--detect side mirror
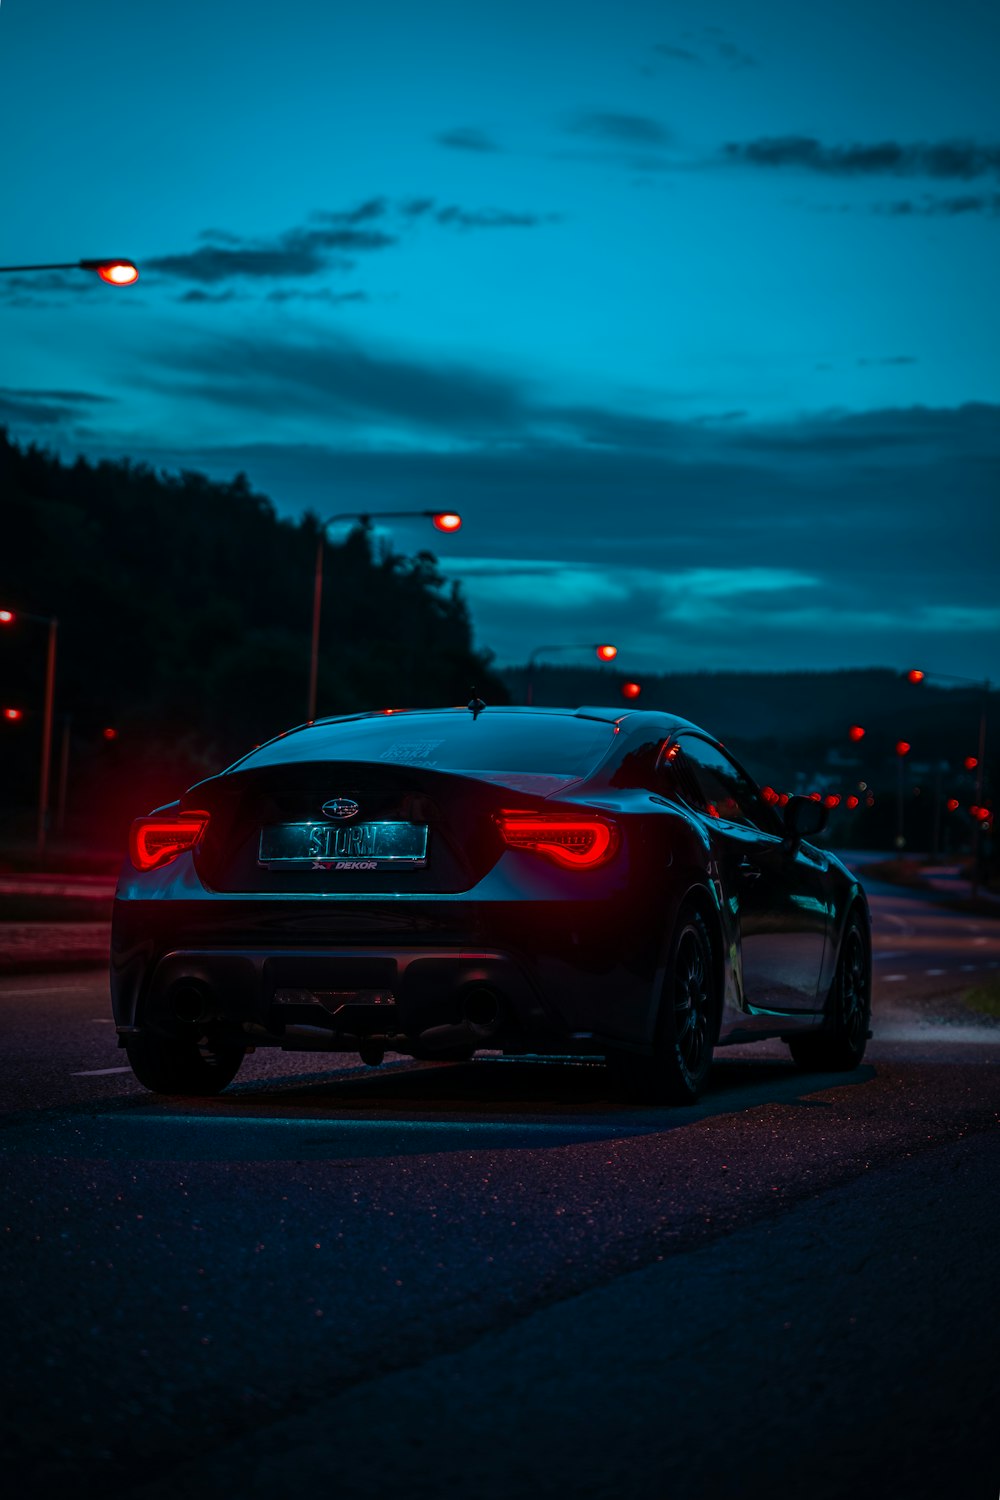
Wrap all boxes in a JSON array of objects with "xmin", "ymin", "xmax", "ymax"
[{"xmin": 783, "ymin": 795, "xmax": 829, "ymax": 845}]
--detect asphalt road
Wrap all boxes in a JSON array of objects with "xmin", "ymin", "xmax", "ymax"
[{"xmin": 1, "ymin": 873, "xmax": 997, "ymax": 1500}]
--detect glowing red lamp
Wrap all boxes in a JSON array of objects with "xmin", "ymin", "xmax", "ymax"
[
  {"xmin": 824, "ymin": 794, "xmax": 841, "ymax": 809},
  {"xmin": 946, "ymin": 798, "xmax": 960, "ymax": 812},
  {"xmin": 964, "ymin": 756, "xmax": 978, "ymax": 771},
  {"xmin": 431, "ymin": 512, "xmax": 462, "ymax": 533},
  {"xmin": 906, "ymin": 669, "xmax": 925, "ymax": 685},
  {"xmin": 846, "ymin": 795, "xmax": 860, "ymax": 809},
  {"xmin": 3, "ymin": 707, "xmax": 24, "ymax": 721},
  {"xmin": 496, "ymin": 811, "xmax": 618, "ymax": 869},
  {"xmin": 102, "ymin": 727, "xmax": 118, "ymax": 741},
  {"xmin": 895, "ymin": 741, "xmax": 911, "ymax": 757},
  {"xmin": 129, "ymin": 811, "xmax": 209, "ymax": 872},
  {"xmin": 621, "ymin": 681, "xmax": 641, "ymax": 700},
  {"xmin": 848, "ymin": 724, "xmax": 865, "ymax": 742},
  {"xmin": 94, "ymin": 260, "xmax": 139, "ymax": 285},
  {"xmin": 0, "ymin": 610, "xmax": 14, "ymax": 624},
  {"xmin": 760, "ymin": 786, "xmax": 779, "ymax": 806},
  {"xmin": 596, "ymin": 644, "xmax": 618, "ymax": 662}
]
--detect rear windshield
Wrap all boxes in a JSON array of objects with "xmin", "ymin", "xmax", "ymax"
[{"xmin": 235, "ymin": 711, "xmax": 616, "ymax": 781}]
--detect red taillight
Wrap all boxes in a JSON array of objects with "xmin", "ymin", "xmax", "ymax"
[
  {"xmin": 129, "ymin": 810, "xmax": 209, "ymax": 871},
  {"xmin": 496, "ymin": 811, "xmax": 619, "ymax": 869}
]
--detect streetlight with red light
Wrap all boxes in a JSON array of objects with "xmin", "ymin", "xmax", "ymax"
[
  {"xmin": 596, "ymin": 644, "xmax": 618, "ymax": 662},
  {"xmin": 964, "ymin": 755, "xmax": 978, "ymax": 771},
  {"xmin": 308, "ymin": 509, "xmax": 463, "ymax": 720},
  {"xmin": 0, "ymin": 257, "xmax": 139, "ymax": 284},
  {"xmin": 906, "ymin": 668, "xmax": 925, "ymax": 685},
  {"xmin": 3, "ymin": 707, "xmax": 24, "ymax": 722},
  {"xmin": 0, "ymin": 604, "xmax": 59, "ymax": 852},
  {"xmin": 621, "ymin": 681, "xmax": 641, "ymax": 700}
]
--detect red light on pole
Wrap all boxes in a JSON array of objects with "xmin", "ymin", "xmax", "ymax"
[
  {"xmin": 0, "ymin": 610, "xmax": 14, "ymax": 624},
  {"xmin": 896, "ymin": 740, "xmax": 911, "ymax": 757},
  {"xmin": 431, "ymin": 512, "xmax": 462, "ymax": 533},
  {"xmin": 3, "ymin": 707, "xmax": 24, "ymax": 721},
  {"xmin": 848, "ymin": 724, "xmax": 865, "ymax": 742},
  {"xmin": 102, "ymin": 726, "xmax": 118, "ymax": 741},
  {"xmin": 596, "ymin": 644, "xmax": 617, "ymax": 662},
  {"xmin": 906, "ymin": 668, "xmax": 925, "ymax": 685},
  {"xmin": 621, "ymin": 681, "xmax": 641, "ymax": 700},
  {"xmin": 92, "ymin": 260, "xmax": 139, "ymax": 285},
  {"xmin": 946, "ymin": 798, "xmax": 960, "ymax": 812},
  {"xmin": 964, "ymin": 756, "xmax": 978, "ymax": 771}
]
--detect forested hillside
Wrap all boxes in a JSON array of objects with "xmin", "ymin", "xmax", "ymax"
[{"xmin": 0, "ymin": 431, "xmax": 505, "ymax": 840}]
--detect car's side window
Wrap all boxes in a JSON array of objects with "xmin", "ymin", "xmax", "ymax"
[{"xmin": 671, "ymin": 736, "xmax": 782, "ymax": 835}]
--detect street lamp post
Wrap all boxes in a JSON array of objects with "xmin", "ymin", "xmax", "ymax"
[
  {"xmin": 307, "ymin": 510, "xmax": 461, "ymax": 721},
  {"xmin": 906, "ymin": 668, "xmax": 993, "ymax": 894},
  {"xmin": 0, "ymin": 259, "xmax": 139, "ymax": 284},
  {"xmin": 0, "ymin": 608, "xmax": 59, "ymax": 854},
  {"xmin": 524, "ymin": 643, "xmax": 618, "ymax": 706}
]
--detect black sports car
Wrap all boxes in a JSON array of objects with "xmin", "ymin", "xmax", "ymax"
[{"xmin": 111, "ymin": 705, "xmax": 872, "ymax": 1103}]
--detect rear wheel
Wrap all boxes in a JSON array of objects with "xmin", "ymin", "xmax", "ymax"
[
  {"xmin": 789, "ymin": 914, "xmax": 870, "ymax": 1072},
  {"xmin": 607, "ymin": 907, "xmax": 717, "ymax": 1105},
  {"xmin": 124, "ymin": 1028, "xmax": 245, "ymax": 1096}
]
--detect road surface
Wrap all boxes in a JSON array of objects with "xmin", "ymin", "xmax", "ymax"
[{"xmin": 1, "ymin": 872, "xmax": 997, "ymax": 1499}]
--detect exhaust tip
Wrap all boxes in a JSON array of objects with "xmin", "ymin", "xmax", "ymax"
[
  {"xmin": 462, "ymin": 986, "xmax": 501, "ymax": 1030},
  {"xmin": 169, "ymin": 980, "xmax": 214, "ymax": 1025}
]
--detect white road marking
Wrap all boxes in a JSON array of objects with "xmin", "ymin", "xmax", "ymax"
[{"xmin": 71, "ymin": 1067, "xmax": 131, "ymax": 1077}]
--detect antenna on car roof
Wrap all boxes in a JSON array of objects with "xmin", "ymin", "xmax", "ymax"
[{"xmin": 467, "ymin": 689, "xmax": 486, "ymax": 720}]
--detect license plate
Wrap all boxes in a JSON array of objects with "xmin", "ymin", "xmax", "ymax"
[{"xmin": 258, "ymin": 821, "xmax": 428, "ymax": 869}]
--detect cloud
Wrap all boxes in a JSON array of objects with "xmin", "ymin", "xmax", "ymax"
[
  {"xmin": 434, "ymin": 127, "xmax": 502, "ymax": 153},
  {"xmin": 0, "ymin": 386, "xmax": 114, "ymax": 425},
  {"xmin": 874, "ymin": 193, "xmax": 1000, "ymax": 216},
  {"xmin": 722, "ymin": 136, "xmax": 1000, "ymax": 178},
  {"xmin": 652, "ymin": 29, "xmax": 758, "ymax": 70},
  {"xmin": 565, "ymin": 111, "xmax": 671, "ymax": 146},
  {"xmin": 433, "ymin": 206, "xmax": 561, "ymax": 230},
  {"xmin": 653, "ymin": 43, "xmax": 703, "ymax": 66}
]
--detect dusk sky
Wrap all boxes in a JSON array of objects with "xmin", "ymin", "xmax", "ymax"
[{"xmin": 2, "ymin": 0, "xmax": 998, "ymax": 678}]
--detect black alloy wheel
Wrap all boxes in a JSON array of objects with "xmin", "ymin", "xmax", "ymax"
[
  {"xmin": 607, "ymin": 906, "xmax": 717, "ymax": 1105},
  {"xmin": 124, "ymin": 1028, "xmax": 246, "ymax": 1096},
  {"xmin": 789, "ymin": 914, "xmax": 871, "ymax": 1072}
]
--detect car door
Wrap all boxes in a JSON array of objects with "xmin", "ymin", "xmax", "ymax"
[{"xmin": 671, "ymin": 735, "xmax": 830, "ymax": 1015}]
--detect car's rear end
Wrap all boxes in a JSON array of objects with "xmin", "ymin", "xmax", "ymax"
[{"xmin": 111, "ymin": 709, "xmax": 670, "ymax": 1076}]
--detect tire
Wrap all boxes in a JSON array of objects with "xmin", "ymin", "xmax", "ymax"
[
  {"xmin": 607, "ymin": 907, "xmax": 717, "ymax": 1105},
  {"xmin": 789, "ymin": 914, "xmax": 871, "ymax": 1072},
  {"xmin": 125, "ymin": 1029, "xmax": 245, "ymax": 1096}
]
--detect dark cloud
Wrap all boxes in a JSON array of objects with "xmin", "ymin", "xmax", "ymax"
[
  {"xmin": 566, "ymin": 112, "xmax": 671, "ymax": 146},
  {"xmin": 146, "ymin": 227, "xmax": 394, "ymax": 285},
  {"xmin": 264, "ymin": 289, "xmax": 368, "ymax": 305},
  {"xmin": 874, "ymin": 193, "xmax": 1000, "ymax": 216},
  {"xmin": 435, "ymin": 128, "xmax": 502, "ymax": 153},
  {"xmin": 653, "ymin": 43, "xmax": 703, "ymax": 65},
  {"xmin": 0, "ymin": 386, "xmax": 113, "ymax": 425},
  {"xmin": 714, "ymin": 39, "xmax": 758, "ymax": 69},
  {"xmin": 433, "ymin": 206, "xmax": 561, "ymax": 230},
  {"xmin": 137, "ymin": 331, "xmax": 531, "ymax": 438},
  {"xmin": 723, "ymin": 136, "xmax": 1000, "ymax": 178},
  {"xmin": 310, "ymin": 198, "xmax": 389, "ymax": 224}
]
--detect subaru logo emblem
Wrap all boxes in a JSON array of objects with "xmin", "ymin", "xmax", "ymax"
[{"xmin": 321, "ymin": 798, "xmax": 360, "ymax": 820}]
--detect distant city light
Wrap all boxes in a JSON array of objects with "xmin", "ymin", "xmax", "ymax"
[
  {"xmin": 895, "ymin": 741, "xmax": 911, "ymax": 756},
  {"xmin": 102, "ymin": 726, "xmax": 118, "ymax": 741},
  {"xmin": 431, "ymin": 512, "xmax": 462, "ymax": 533},
  {"xmin": 621, "ymin": 681, "xmax": 641, "ymax": 700},
  {"xmin": 946, "ymin": 798, "xmax": 960, "ymax": 812},
  {"xmin": 906, "ymin": 669, "xmax": 925, "ymax": 685},
  {"xmin": 3, "ymin": 707, "xmax": 24, "ymax": 721},
  {"xmin": 848, "ymin": 724, "xmax": 865, "ymax": 741},
  {"xmin": 0, "ymin": 610, "xmax": 14, "ymax": 624},
  {"xmin": 964, "ymin": 756, "xmax": 979, "ymax": 770},
  {"xmin": 596, "ymin": 644, "xmax": 618, "ymax": 661},
  {"xmin": 846, "ymin": 795, "xmax": 859, "ymax": 809}
]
